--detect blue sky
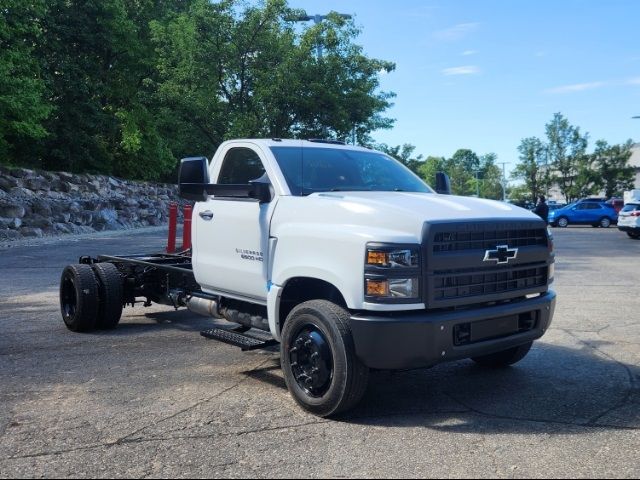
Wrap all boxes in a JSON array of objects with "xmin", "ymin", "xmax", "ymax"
[{"xmin": 291, "ymin": 0, "xmax": 640, "ymax": 174}]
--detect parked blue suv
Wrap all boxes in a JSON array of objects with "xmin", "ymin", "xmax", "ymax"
[{"xmin": 548, "ymin": 201, "xmax": 618, "ymax": 228}]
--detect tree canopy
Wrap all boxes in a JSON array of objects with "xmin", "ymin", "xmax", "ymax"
[
  {"xmin": 0, "ymin": 0, "xmax": 395, "ymax": 180},
  {"xmin": 512, "ymin": 113, "xmax": 635, "ymax": 203}
]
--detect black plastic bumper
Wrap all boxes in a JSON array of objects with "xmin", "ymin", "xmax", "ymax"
[{"xmin": 350, "ymin": 291, "xmax": 556, "ymax": 370}]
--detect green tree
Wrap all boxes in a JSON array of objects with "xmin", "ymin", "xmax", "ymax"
[
  {"xmin": 545, "ymin": 113, "xmax": 588, "ymax": 202},
  {"xmin": 39, "ymin": 0, "xmax": 175, "ymax": 179},
  {"xmin": 0, "ymin": 0, "xmax": 51, "ymax": 165},
  {"xmin": 591, "ymin": 139, "xmax": 635, "ymax": 198},
  {"xmin": 513, "ymin": 136, "xmax": 550, "ymax": 203},
  {"xmin": 150, "ymin": 0, "xmax": 395, "ymax": 160},
  {"xmin": 374, "ymin": 143, "xmax": 423, "ymax": 173},
  {"xmin": 478, "ymin": 153, "xmax": 504, "ymax": 200}
]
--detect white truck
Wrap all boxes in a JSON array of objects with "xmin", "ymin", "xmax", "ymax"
[{"xmin": 59, "ymin": 139, "xmax": 556, "ymax": 416}]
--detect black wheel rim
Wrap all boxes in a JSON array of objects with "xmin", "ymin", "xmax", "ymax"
[
  {"xmin": 289, "ymin": 324, "xmax": 333, "ymax": 398},
  {"xmin": 61, "ymin": 274, "xmax": 77, "ymax": 320}
]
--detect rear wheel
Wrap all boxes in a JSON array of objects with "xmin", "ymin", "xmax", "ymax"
[
  {"xmin": 280, "ymin": 300, "xmax": 369, "ymax": 417},
  {"xmin": 628, "ymin": 231, "xmax": 640, "ymax": 239},
  {"xmin": 92, "ymin": 263, "xmax": 124, "ymax": 329},
  {"xmin": 60, "ymin": 264, "xmax": 99, "ymax": 332},
  {"xmin": 472, "ymin": 341, "xmax": 533, "ymax": 368},
  {"xmin": 599, "ymin": 217, "xmax": 612, "ymax": 228},
  {"xmin": 557, "ymin": 217, "xmax": 569, "ymax": 228}
]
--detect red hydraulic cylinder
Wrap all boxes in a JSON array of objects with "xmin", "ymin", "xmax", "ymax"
[
  {"xmin": 182, "ymin": 204, "xmax": 193, "ymax": 251},
  {"xmin": 167, "ymin": 202, "xmax": 178, "ymax": 253}
]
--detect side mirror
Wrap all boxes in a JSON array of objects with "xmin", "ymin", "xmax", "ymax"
[
  {"xmin": 435, "ymin": 172, "xmax": 452, "ymax": 195},
  {"xmin": 249, "ymin": 180, "xmax": 273, "ymax": 203},
  {"xmin": 179, "ymin": 157, "xmax": 210, "ymax": 202}
]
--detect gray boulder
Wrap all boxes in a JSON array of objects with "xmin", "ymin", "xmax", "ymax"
[
  {"xmin": 0, "ymin": 202, "xmax": 26, "ymax": 218},
  {"xmin": 0, "ymin": 217, "xmax": 22, "ymax": 229},
  {"xmin": 20, "ymin": 227, "xmax": 43, "ymax": 238}
]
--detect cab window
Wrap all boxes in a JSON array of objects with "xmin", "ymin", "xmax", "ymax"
[{"xmin": 218, "ymin": 148, "xmax": 266, "ymax": 185}]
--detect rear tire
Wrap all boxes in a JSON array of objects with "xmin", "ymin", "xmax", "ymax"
[
  {"xmin": 627, "ymin": 231, "xmax": 640, "ymax": 239},
  {"xmin": 92, "ymin": 263, "xmax": 124, "ymax": 329},
  {"xmin": 280, "ymin": 300, "xmax": 369, "ymax": 417},
  {"xmin": 60, "ymin": 264, "xmax": 99, "ymax": 332},
  {"xmin": 557, "ymin": 217, "xmax": 569, "ymax": 228},
  {"xmin": 472, "ymin": 341, "xmax": 533, "ymax": 368},
  {"xmin": 599, "ymin": 217, "xmax": 611, "ymax": 228}
]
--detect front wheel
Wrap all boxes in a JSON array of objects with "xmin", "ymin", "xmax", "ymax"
[
  {"xmin": 280, "ymin": 300, "xmax": 369, "ymax": 417},
  {"xmin": 472, "ymin": 341, "xmax": 533, "ymax": 367},
  {"xmin": 557, "ymin": 217, "xmax": 569, "ymax": 228}
]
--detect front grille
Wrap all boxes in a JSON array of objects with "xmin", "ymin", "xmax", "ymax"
[
  {"xmin": 432, "ymin": 263, "xmax": 548, "ymax": 301},
  {"xmin": 424, "ymin": 220, "xmax": 551, "ymax": 309},
  {"xmin": 433, "ymin": 227, "xmax": 547, "ymax": 253}
]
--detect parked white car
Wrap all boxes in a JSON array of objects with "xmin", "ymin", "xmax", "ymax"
[{"xmin": 617, "ymin": 202, "xmax": 640, "ymax": 239}]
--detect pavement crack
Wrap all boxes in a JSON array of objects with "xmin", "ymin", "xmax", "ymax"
[
  {"xmin": 558, "ymin": 328, "xmax": 639, "ymax": 426},
  {"xmin": 118, "ymin": 419, "xmax": 329, "ymax": 446},
  {"xmin": 443, "ymin": 390, "xmax": 639, "ymax": 432},
  {"xmin": 113, "ymin": 357, "xmax": 275, "ymax": 444}
]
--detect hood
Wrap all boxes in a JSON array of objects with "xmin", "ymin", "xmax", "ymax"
[{"xmin": 274, "ymin": 192, "xmax": 543, "ymax": 243}]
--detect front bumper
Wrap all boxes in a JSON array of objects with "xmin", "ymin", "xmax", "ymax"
[{"xmin": 350, "ymin": 291, "xmax": 556, "ymax": 370}]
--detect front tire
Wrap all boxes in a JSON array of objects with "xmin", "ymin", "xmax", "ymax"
[
  {"xmin": 472, "ymin": 341, "xmax": 533, "ymax": 367},
  {"xmin": 557, "ymin": 217, "xmax": 569, "ymax": 228},
  {"xmin": 60, "ymin": 264, "xmax": 99, "ymax": 332},
  {"xmin": 280, "ymin": 300, "xmax": 369, "ymax": 417}
]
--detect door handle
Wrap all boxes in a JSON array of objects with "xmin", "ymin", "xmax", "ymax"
[{"xmin": 199, "ymin": 210, "xmax": 214, "ymax": 220}]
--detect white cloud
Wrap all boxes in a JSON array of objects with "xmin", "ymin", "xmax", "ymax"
[
  {"xmin": 544, "ymin": 82, "xmax": 606, "ymax": 94},
  {"xmin": 462, "ymin": 50, "xmax": 477, "ymax": 56},
  {"xmin": 628, "ymin": 77, "xmax": 640, "ymax": 85},
  {"xmin": 442, "ymin": 65, "xmax": 480, "ymax": 76},
  {"xmin": 434, "ymin": 23, "xmax": 479, "ymax": 41}
]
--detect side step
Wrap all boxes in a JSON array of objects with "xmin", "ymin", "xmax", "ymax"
[{"xmin": 200, "ymin": 328, "xmax": 278, "ymax": 351}]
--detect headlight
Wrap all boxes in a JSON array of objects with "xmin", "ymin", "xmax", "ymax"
[
  {"xmin": 366, "ymin": 248, "xmax": 418, "ymax": 268},
  {"xmin": 365, "ymin": 244, "xmax": 421, "ymax": 302},
  {"xmin": 366, "ymin": 277, "xmax": 420, "ymax": 299}
]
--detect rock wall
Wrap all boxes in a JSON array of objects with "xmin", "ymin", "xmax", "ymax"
[{"xmin": 0, "ymin": 166, "xmax": 186, "ymax": 241}]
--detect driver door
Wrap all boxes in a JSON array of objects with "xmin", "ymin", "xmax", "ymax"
[{"xmin": 192, "ymin": 145, "xmax": 277, "ymax": 303}]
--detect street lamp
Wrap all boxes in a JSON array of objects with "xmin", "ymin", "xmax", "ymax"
[
  {"xmin": 290, "ymin": 11, "xmax": 353, "ymax": 58},
  {"xmin": 291, "ymin": 10, "xmax": 356, "ymax": 144}
]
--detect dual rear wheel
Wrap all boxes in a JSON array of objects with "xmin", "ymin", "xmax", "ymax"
[{"xmin": 60, "ymin": 263, "xmax": 123, "ymax": 332}]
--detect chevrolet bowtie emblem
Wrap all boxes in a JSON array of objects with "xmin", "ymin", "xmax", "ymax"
[{"xmin": 483, "ymin": 245, "xmax": 518, "ymax": 264}]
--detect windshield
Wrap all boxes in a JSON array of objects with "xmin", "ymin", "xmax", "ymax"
[{"xmin": 270, "ymin": 146, "xmax": 433, "ymax": 196}]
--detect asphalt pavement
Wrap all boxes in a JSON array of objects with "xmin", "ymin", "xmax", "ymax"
[{"xmin": 0, "ymin": 226, "xmax": 639, "ymax": 478}]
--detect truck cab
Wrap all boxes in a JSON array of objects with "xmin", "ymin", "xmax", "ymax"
[{"xmin": 61, "ymin": 139, "xmax": 556, "ymax": 417}]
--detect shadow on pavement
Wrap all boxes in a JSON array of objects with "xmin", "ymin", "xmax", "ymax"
[
  {"xmin": 241, "ymin": 341, "xmax": 639, "ymax": 433},
  {"xmin": 338, "ymin": 341, "xmax": 640, "ymax": 432}
]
